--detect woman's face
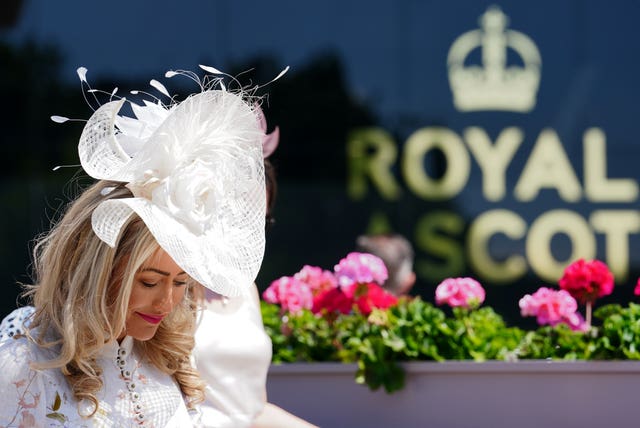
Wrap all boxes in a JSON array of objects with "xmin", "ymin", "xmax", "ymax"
[{"xmin": 120, "ymin": 248, "xmax": 189, "ymax": 341}]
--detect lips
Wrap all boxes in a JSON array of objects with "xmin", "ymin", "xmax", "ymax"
[{"xmin": 136, "ymin": 312, "xmax": 165, "ymax": 324}]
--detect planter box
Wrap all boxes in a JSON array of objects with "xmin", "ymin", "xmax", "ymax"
[{"xmin": 267, "ymin": 361, "xmax": 640, "ymax": 428}]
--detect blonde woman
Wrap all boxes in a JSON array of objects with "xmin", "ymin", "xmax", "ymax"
[
  {"xmin": 0, "ymin": 67, "xmax": 269, "ymax": 426},
  {"xmin": 1, "ymin": 183, "xmax": 205, "ymax": 426}
]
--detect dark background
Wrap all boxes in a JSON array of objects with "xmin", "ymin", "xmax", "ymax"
[{"xmin": 2, "ymin": 0, "xmax": 639, "ymax": 327}]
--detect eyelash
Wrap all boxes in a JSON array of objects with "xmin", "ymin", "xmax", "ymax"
[{"xmin": 141, "ymin": 281, "xmax": 187, "ymax": 287}]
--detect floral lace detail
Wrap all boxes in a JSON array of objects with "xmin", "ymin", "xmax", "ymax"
[
  {"xmin": 0, "ymin": 327, "xmax": 194, "ymax": 427},
  {"xmin": 1, "ymin": 370, "xmax": 40, "ymax": 427}
]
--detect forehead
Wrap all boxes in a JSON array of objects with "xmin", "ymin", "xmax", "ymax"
[{"xmin": 139, "ymin": 248, "xmax": 184, "ymax": 274}]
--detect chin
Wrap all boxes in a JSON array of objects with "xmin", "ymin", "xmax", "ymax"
[{"xmin": 127, "ymin": 327, "xmax": 160, "ymax": 342}]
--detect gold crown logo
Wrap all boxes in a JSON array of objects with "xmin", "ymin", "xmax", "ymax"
[{"xmin": 447, "ymin": 5, "xmax": 541, "ymax": 112}]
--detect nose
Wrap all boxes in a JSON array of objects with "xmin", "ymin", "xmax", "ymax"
[{"xmin": 153, "ymin": 284, "xmax": 175, "ymax": 313}]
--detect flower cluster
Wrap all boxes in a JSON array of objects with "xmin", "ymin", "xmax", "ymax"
[
  {"xmin": 558, "ymin": 259, "xmax": 614, "ymax": 304},
  {"xmin": 519, "ymin": 287, "xmax": 587, "ymax": 331},
  {"xmin": 262, "ymin": 255, "xmax": 640, "ymax": 394},
  {"xmin": 263, "ymin": 252, "xmax": 398, "ymax": 316},
  {"xmin": 519, "ymin": 259, "xmax": 614, "ymax": 330},
  {"xmin": 435, "ymin": 277, "xmax": 485, "ymax": 309}
]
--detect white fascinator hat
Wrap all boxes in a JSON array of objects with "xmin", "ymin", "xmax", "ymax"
[{"xmin": 61, "ymin": 65, "xmax": 286, "ymax": 297}]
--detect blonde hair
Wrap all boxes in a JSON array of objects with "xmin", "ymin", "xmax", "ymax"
[{"xmin": 23, "ymin": 180, "xmax": 205, "ymax": 413}]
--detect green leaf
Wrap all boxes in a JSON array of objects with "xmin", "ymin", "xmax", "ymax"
[
  {"xmin": 52, "ymin": 391, "xmax": 61, "ymax": 411},
  {"xmin": 46, "ymin": 412, "xmax": 67, "ymax": 423}
]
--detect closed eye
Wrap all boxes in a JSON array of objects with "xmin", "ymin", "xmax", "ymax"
[{"xmin": 141, "ymin": 281, "xmax": 158, "ymax": 288}]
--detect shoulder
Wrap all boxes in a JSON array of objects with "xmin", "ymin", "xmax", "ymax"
[
  {"xmin": 0, "ymin": 330, "xmax": 60, "ymax": 383},
  {"xmin": 0, "ymin": 334, "xmax": 44, "ymax": 380},
  {"xmin": 0, "ymin": 306, "xmax": 35, "ymax": 341}
]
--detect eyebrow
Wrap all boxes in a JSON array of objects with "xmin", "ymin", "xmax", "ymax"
[{"xmin": 140, "ymin": 268, "xmax": 187, "ymax": 276}]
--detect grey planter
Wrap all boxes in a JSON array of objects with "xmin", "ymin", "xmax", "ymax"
[{"xmin": 267, "ymin": 361, "xmax": 640, "ymax": 428}]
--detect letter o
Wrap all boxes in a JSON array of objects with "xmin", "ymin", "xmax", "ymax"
[
  {"xmin": 402, "ymin": 127, "xmax": 470, "ymax": 200},
  {"xmin": 526, "ymin": 209, "xmax": 596, "ymax": 283}
]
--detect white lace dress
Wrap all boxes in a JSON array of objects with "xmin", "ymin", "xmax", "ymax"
[
  {"xmin": 0, "ymin": 309, "xmax": 198, "ymax": 427},
  {"xmin": 193, "ymin": 286, "xmax": 273, "ymax": 428}
]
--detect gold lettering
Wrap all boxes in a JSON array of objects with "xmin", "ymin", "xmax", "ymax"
[
  {"xmin": 464, "ymin": 127, "xmax": 523, "ymax": 201},
  {"xmin": 526, "ymin": 209, "xmax": 596, "ymax": 282},
  {"xmin": 584, "ymin": 128, "xmax": 638, "ymax": 202},
  {"xmin": 346, "ymin": 128, "xmax": 401, "ymax": 200},
  {"xmin": 402, "ymin": 127, "xmax": 470, "ymax": 200},
  {"xmin": 414, "ymin": 211, "xmax": 465, "ymax": 281},
  {"xmin": 365, "ymin": 211, "xmax": 394, "ymax": 235},
  {"xmin": 514, "ymin": 129, "xmax": 582, "ymax": 202},
  {"xmin": 467, "ymin": 209, "xmax": 527, "ymax": 283},
  {"xmin": 590, "ymin": 210, "xmax": 640, "ymax": 282}
]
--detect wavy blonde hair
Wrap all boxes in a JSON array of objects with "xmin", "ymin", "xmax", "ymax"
[{"xmin": 23, "ymin": 180, "xmax": 205, "ymax": 413}]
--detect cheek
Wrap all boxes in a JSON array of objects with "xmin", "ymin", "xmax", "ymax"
[
  {"xmin": 126, "ymin": 285, "xmax": 153, "ymax": 312},
  {"xmin": 173, "ymin": 286, "xmax": 188, "ymax": 309}
]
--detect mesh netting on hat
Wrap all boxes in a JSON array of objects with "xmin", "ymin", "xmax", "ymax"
[{"xmin": 80, "ymin": 87, "xmax": 266, "ymax": 297}]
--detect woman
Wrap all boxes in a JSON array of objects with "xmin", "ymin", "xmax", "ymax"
[{"xmin": 0, "ymin": 66, "xmax": 268, "ymax": 426}]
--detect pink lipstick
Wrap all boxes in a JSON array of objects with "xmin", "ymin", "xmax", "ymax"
[{"xmin": 136, "ymin": 312, "xmax": 164, "ymax": 324}]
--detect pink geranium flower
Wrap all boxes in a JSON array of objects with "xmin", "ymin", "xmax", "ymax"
[
  {"xmin": 435, "ymin": 277, "xmax": 486, "ymax": 309},
  {"xmin": 519, "ymin": 287, "xmax": 587, "ymax": 331},
  {"xmin": 263, "ymin": 276, "xmax": 313, "ymax": 314},
  {"xmin": 294, "ymin": 265, "xmax": 337, "ymax": 296},
  {"xmin": 267, "ymin": 252, "xmax": 399, "ymax": 317},
  {"xmin": 634, "ymin": 278, "xmax": 640, "ymax": 296},
  {"xmin": 559, "ymin": 259, "xmax": 614, "ymax": 304},
  {"xmin": 334, "ymin": 252, "xmax": 388, "ymax": 289}
]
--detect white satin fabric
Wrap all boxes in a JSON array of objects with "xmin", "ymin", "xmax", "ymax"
[{"xmin": 194, "ymin": 285, "xmax": 272, "ymax": 428}]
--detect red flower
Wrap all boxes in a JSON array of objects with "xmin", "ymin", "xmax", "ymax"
[
  {"xmin": 351, "ymin": 283, "xmax": 398, "ymax": 315},
  {"xmin": 558, "ymin": 259, "xmax": 614, "ymax": 304},
  {"xmin": 267, "ymin": 252, "xmax": 398, "ymax": 318},
  {"xmin": 312, "ymin": 288, "xmax": 352, "ymax": 315},
  {"xmin": 311, "ymin": 282, "xmax": 398, "ymax": 315}
]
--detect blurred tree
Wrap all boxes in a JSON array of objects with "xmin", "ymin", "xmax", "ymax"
[
  {"xmin": 0, "ymin": 40, "xmax": 82, "ymax": 178},
  {"xmin": 229, "ymin": 52, "xmax": 378, "ymax": 182},
  {"xmin": 0, "ymin": 0, "xmax": 24, "ymax": 29}
]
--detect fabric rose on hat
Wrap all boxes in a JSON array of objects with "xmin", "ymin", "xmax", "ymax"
[{"xmin": 149, "ymin": 160, "xmax": 219, "ymax": 234}]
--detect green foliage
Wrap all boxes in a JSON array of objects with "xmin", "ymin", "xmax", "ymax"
[
  {"xmin": 261, "ymin": 301, "xmax": 338, "ymax": 363},
  {"xmin": 261, "ymin": 299, "xmax": 640, "ymax": 394},
  {"xmin": 442, "ymin": 306, "xmax": 525, "ymax": 361},
  {"xmin": 592, "ymin": 303, "xmax": 640, "ymax": 359},
  {"xmin": 516, "ymin": 324, "xmax": 594, "ymax": 360}
]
